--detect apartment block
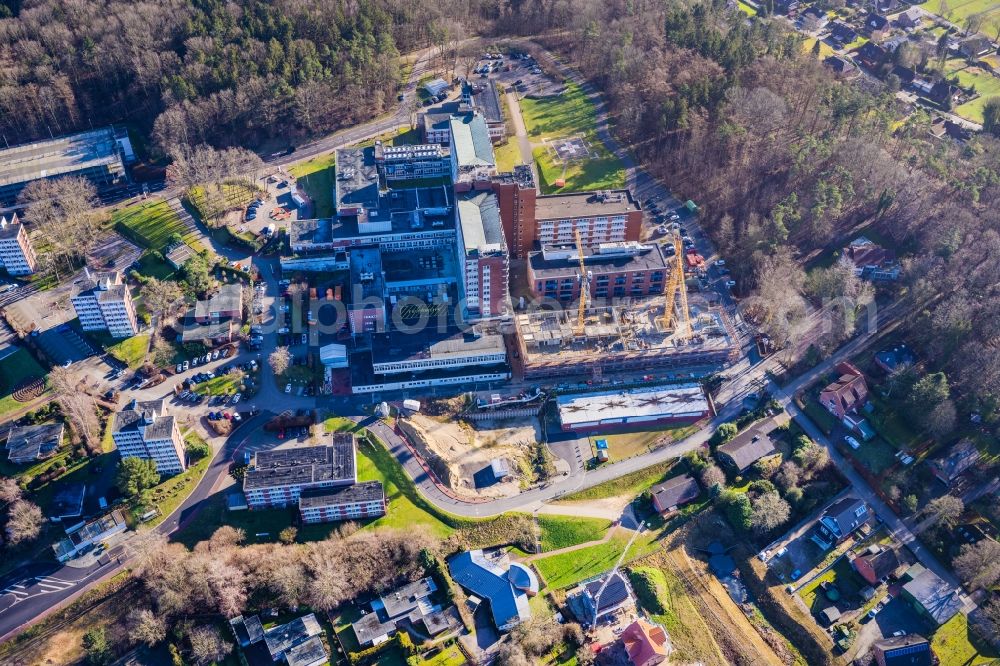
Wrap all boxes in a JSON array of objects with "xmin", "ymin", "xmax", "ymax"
[
  {"xmin": 0, "ymin": 214, "xmax": 38, "ymax": 275},
  {"xmin": 299, "ymin": 480, "xmax": 386, "ymax": 524},
  {"xmin": 243, "ymin": 435, "xmax": 357, "ymax": 509},
  {"xmin": 534, "ymin": 190, "xmax": 643, "ymax": 247},
  {"xmin": 491, "ymin": 166, "xmax": 537, "ymax": 259},
  {"xmin": 456, "ymin": 190, "xmax": 509, "ymax": 320},
  {"xmin": 71, "ymin": 269, "xmax": 138, "ymax": 338},
  {"xmin": 112, "ymin": 399, "xmax": 185, "ymax": 475}
]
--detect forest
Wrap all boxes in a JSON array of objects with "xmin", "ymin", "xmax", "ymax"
[{"xmin": 0, "ymin": 0, "xmax": 491, "ymax": 152}]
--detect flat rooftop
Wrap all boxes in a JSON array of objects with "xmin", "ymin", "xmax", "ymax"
[
  {"xmin": 0, "ymin": 127, "xmax": 124, "ymax": 188},
  {"xmin": 334, "ymin": 146, "xmax": 380, "ymax": 212},
  {"xmin": 349, "ymin": 246, "xmax": 385, "ymax": 302},
  {"xmin": 450, "ymin": 115, "xmax": 495, "ymax": 169},
  {"xmin": 469, "ymin": 80, "xmax": 503, "ymax": 124},
  {"xmin": 371, "ymin": 327, "xmax": 507, "ymax": 367},
  {"xmin": 299, "ymin": 480, "xmax": 384, "ymax": 508},
  {"xmin": 381, "ymin": 247, "xmax": 458, "ymax": 289},
  {"xmin": 350, "ymin": 349, "xmax": 510, "ymax": 388},
  {"xmin": 245, "ymin": 436, "xmax": 356, "ymax": 491},
  {"xmin": 375, "ymin": 143, "xmax": 445, "ymax": 162},
  {"xmin": 557, "ymin": 384, "xmax": 709, "ymax": 427},
  {"xmin": 535, "ymin": 190, "xmax": 640, "ymax": 220},
  {"xmin": 457, "ymin": 191, "xmax": 504, "ymax": 255},
  {"xmin": 529, "ymin": 242, "xmax": 667, "ymax": 279},
  {"xmin": 291, "ymin": 186, "xmax": 455, "ymax": 247}
]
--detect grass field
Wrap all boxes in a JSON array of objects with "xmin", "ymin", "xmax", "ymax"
[
  {"xmin": 556, "ymin": 460, "xmax": 676, "ymax": 502},
  {"xmin": 288, "ymin": 152, "xmax": 336, "ymax": 218},
  {"xmin": 138, "ymin": 443, "xmax": 211, "ymax": 529},
  {"xmin": 803, "ymin": 38, "xmax": 836, "ymax": 60},
  {"xmin": 951, "ymin": 67, "xmax": 1000, "ymax": 124},
  {"xmin": 534, "ymin": 530, "xmax": 661, "ymax": 589},
  {"xmin": 186, "ymin": 182, "xmax": 259, "ymax": 223},
  {"xmin": 134, "ymin": 251, "xmax": 177, "ymax": 280},
  {"xmin": 595, "ymin": 424, "xmax": 700, "ymax": 462},
  {"xmin": 931, "ymin": 613, "xmax": 999, "ymax": 665},
  {"xmin": 107, "ymin": 334, "xmax": 149, "ymax": 369},
  {"xmin": 113, "ymin": 200, "xmax": 202, "ymax": 253},
  {"xmin": 926, "ymin": 0, "xmax": 1000, "ymax": 29},
  {"xmin": 519, "ymin": 82, "xmax": 626, "ymax": 193},
  {"xmin": 846, "ymin": 436, "xmax": 899, "ymax": 474},
  {"xmin": 737, "ymin": 0, "xmax": 757, "ymax": 15},
  {"xmin": 538, "ymin": 515, "xmax": 611, "ymax": 551},
  {"xmin": 0, "ymin": 348, "xmax": 47, "ymax": 418},
  {"xmin": 797, "ymin": 557, "xmax": 861, "ymax": 612},
  {"xmin": 494, "ymin": 140, "xmax": 524, "ymax": 172}
]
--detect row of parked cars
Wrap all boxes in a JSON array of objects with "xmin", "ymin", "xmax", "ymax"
[
  {"xmin": 245, "ymin": 197, "xmax": 265, "ymax": 222},
  {"xmin": 175, "ymin": 347, "xmax": 232, "ymax": 373}
]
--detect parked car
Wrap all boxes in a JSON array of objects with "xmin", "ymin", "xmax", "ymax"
[
  {"xmin": 668, "ymin": 212, "xmax": 680, "ymax": 221},
  {"xmin": 176, "ymin": 363, "xmax": 183, "ymax": 373},
  {"xmin": 301, "ymin": 333, "xmax": 308, "ymax": 345},
  {"xmin": 285, "ymin": 383, "xmax": 292, "ymax": 394},
  {"xmin": 231, "ymin": 393, "xmax": 242, "ymax": 405},
  {"xmin": 845, "ymin": 435, "xmax": 861, "ymax": 449},
  {"xmin": 725, "ymin": 280, "xmax": 737, "ymax": 288}
]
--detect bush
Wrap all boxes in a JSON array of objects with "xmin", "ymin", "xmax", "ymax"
[
  {"xmin": 710, "ymin": 422, "xmax": 738, "ymax": 447},
  {"xmin": 627, "ymin": 568, "xmax": 665, "ymax": 614},
  {"xmin": 718, "ymin": 489, "xmax": 752, "ymax": 531}
]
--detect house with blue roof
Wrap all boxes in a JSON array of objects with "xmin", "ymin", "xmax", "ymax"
[{"xmin": 447, "ymin": 549, "xmax": 538, "ymax": 631}]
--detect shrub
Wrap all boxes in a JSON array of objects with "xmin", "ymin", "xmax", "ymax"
[{"xmin": 710, "ymin": 422, "xmax": 738, "ymax": 446}]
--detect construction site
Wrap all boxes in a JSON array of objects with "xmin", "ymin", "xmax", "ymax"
[{"xmin": 514, "ymin": 232, "xmax": 739, "ymax": 380}]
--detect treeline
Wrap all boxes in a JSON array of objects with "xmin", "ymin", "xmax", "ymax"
[
  {"xmin": 534, "ymin": 0, "xmax": 1000, "ymax": 416},
  {"xmin": 0, "ymin": 0, "xmax": 493, "ymax": 152}
]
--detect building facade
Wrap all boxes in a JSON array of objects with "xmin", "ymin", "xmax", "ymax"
[
  {"xmin": 374, "ymin": 142, "xmax": 450, "ymax": 181},
  {"xmin": 71, "ymin": 270, "xmax": 138, "ymax": 338},
  {"xmin": 0, "ymin": 215, "xmax": 38, "ymax": 275},
  {"xmin": 111, "ymin": 399, "xmax": 186, "ymax": 475},
  {"xmin": 243, "ymin": 436, "xmax": 357, "ymax": 509},
  {"xmin": 528, "ymin": 242, "xmax": 667, "ymax": 302},
  {"xmin": 534, "ymin": 190, "xmax": 643, "ymax": 247},
  {"xmin": 299, "ymin": 481, "xmax": 386, "ymax": 524},
  {"xmin": 456, "ymin": 191, "xmax": 509, "ymax": 319},
  {"xmin": 491, "ymin": 167, "xmax": 537, "ymax": 259}
]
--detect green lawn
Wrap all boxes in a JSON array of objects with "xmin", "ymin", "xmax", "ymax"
[
  {"xmin": 847, "ymin": 436, "xmax": 899, "ymax": 475},
  {"xmin": 519, "ymin": 82, "xmax": 626, "ymax": 193},
  {"xmin": 538, "ymin": 515, "xmax": 611, "ymax": 551},
  {"xmin": 197, "ymin": 370, "xmax": 255, "ymax": 397},
  {"xmin": 138, "ymin": 449, "xmax": 212, "ymax": 529},
  {"xmin": 494, "ymin": 140, "xmax": 524, "ymax": 172},
  {"xmin": 951, "ymin": 67, "xmax": 1000, "ymax": 125},
  {"xmin": 925, "ymin": 0, "xmax": 1000, "ymax": 29},
  {"xmin": 867, "ymin": 395, "xmax": 922, "ymax": 450},
  {"xmin": 931, "ymin": 613, "xmax": 999, "ymax": 665},
  {"xmin": 797, "ymin": 557, "xmax": 861, "ymax": 613},
  {"xmin": 737, "ymin": 0, "xmax": 757, "ymax": 15},
  {"xmin": 134, "ymin": 251, "xmax": 177, "ymax": 281},
  {"xmin": 186, "ymin": 182, "xmax": 260, "ymax": 223},
  {"xmin": 802, "ymin": 39, "xmax": 836, "ymax": 60},
  {"xmin": 107, "ymin": 334, "xmax": 150, "ymax": 369},
  {"xmin": 0, "ymin": 348, "xmax": 47, "ymax": 418},
  {"xmin": 534, "ymin": 531, "xmax": 661, "ymax": 589},
  {"xmin": 113, "ymin": 200, "xmax": 202, "ymax": 253},
  {"xmin": 556, "ymin": 460, "xmax": 675, "ymax": 502},
  {"xmin": 289, "ymin": 152, "xmax": 336, "ymax": 218}
]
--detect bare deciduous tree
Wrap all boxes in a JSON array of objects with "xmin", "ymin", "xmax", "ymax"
[
  {"xmin": 127, "ymin": 607, "xmax": 166, "ymax": 646},
  {"xmin": 750, "ymin": 491, "xmax": 791, "ymax": 536},
  {"xmin": 187, "ymin": 625, "xmax": 231, "ymax": 666},
  {"xmin": 18, "ymin": 177, "xmax": 102, "ymax": 280},
  {"xmin": 953, "ymin": 540, "xmax": 1000, "ymax": 591},
  {"xmin": 6, "ymin": 500, "xmax": 44, "ymax": 545},
  {"xmin": 269, "ymin": 346, "xmax": 291, "ymax": 377},
  {"xmin": 48, "ymin": 366, "xmax": 102, "ymax": 454}
]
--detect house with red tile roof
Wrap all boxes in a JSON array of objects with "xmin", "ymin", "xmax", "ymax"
[
  {"xmin": 819, "ymin": 362, "xmax": 869, "ymax": 421},
  {"xmin": 622, "ymin": 618, "xmax": 671, "ymax": 666}
]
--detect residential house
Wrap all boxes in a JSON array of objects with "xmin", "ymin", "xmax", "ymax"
[
  {"xmin": 351, "ymin": 577, "xmax": 458, "ymax": 647},
  {"xmin": 448, "ymin": 549, "xmax": 538, "ymax": 631},
  {"xmin": 230, "ymin": 613, "xmax": 327, "ymax": 666},
  {"xmin": 621, "ymin": 619, "xmax": 671, "ymax": 666},
  {"xmin": 857, "ymin": 42, "xmax": 889, "ymax": 70},
  {"xmin": 829, "ymin": 22, "xmax": 859, "ymax": 45},
  {"xmin": 927, "ymin": 439, "xmax": 980, "ymax": 486},
  {"xmin": 864, "ymin": 14, "xmax": 891, "ymax": 40},
  {"xmin": 959, "ymin": 36, "xmax": 992, "ymax": 59},
  {"xmin": 853, "ymin": 546, "xmax": 901, "ymax": 586},
  {"xmin": 811, "ymin": 497, "xmax": 870, "ymax": 549},
  {"xmin": 818, "ymin": 361, "xmax": 869, "ymax": 421},
  {"xmin": 112, "ymin": 398, "xmax": 186, "ymax": 475},
  {"xmin": 843, "ymin": 237, "xmax": 900, "ymax": 281},
  {"xmin": 927, "ymin": 80, "xmax": 961, "ymax": 107},
  {"xmin": 892, "ymin": 65, "xmax": 917, "ymax": 86},
  {"xmin": 874, "ymin": 345, "xmax": 916, "ymax": 373},
  {"xmin": 182, "ymin": 283, "xmax": 244, "ymax": 344},
  {"xmin": 901, "ymin": 566, "xmax": 963, "ymax": 626},
  {"xmin": 717, "ymin": 420, "xmax": 779, "ymax": 473},
  {"xmin": 872, "ymin": 634, "xmax": 933, "ymax": 666},
  {"xmin": 883, "ymin": 34, "xmax": 910, "ymax": 53},
  {"xmin": 566, "ymin": 571, "xmax": 635, "ymax": 626},
  {"xmin": 772, "ymin": 0, "xmax": 801, "ymax": 16},
  {"xmin": 51, "ymin": 510, "xmax": 128, "ymax": 562},
  {"xmin": 873, "ymin": 0, "xmax": 900, "ymax": 12},
  {"xmin": 824, "ymin": 55, "xmax": 859, "ymax": 78},
  {"xmin": 650, "ymin": 475, "xmax": 701, "ymax": 514},
  {"xmin": 800, "ymin": 6, "xmax": 829, "ymax": 29},
  {"xmin": 896, "ymin": 7, "xmax": 923, "ymax": 30},
  {"xmin": 4, "ymin": 422, "xmax": 63, "ymax": 463}
]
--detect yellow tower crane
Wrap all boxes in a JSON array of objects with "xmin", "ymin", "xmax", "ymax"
[
  {"xmin": 574, "ymin": 227, "xmax": 589, "ymax": 337},
  {"xmin": 661, "ymin": 232, "xmax": 692, "ymax": 339}
]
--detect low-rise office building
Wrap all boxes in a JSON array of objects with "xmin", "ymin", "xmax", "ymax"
[
  {"xmin": 243, "ymin": 436, "xmax": 357, "ymax": 509},
  {"xmin": 299, "ymin": 480, "xmax": 386, "ymax": 524},
  {"xmin": 0, "ymin": 214, "xmax": 38, "ymax": 275},
  {"xmin": 557, "ymin": 385, "xmax": 710, "ymax": 433},
  {"xmin": 528, "ymin": 241, "xmax": 667, "ymax": 302},
  {"xmin": 374, "ymin": 141, "xmax": 450, "ymax": 181},
  {"xmin": 348, "ymin": 247, "xmax": 387, "ymax": 335},
  {"xmin": 112, "ymin": 399, "xmax": 186, "ymax": 475},
  {"xmin": 351, "ymin": 577, "xmax": 458, "ymax": 648},
  {"xmin": 71, "ymin": 269, "xmax": 139, "ymax": 339},
  {"xmin": 462, "ymin": 80, "xmax": 506, "ymax": 142}
]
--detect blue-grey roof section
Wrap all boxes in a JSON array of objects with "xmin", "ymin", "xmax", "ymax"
[
  {"xmin": 448, "ymin": 550, "xmax": 537, "ymax": 630},
  {"xmin": 450, "ymin": 115, "xmax": 495, "ymax": 169},
  {"xmin": 457, "ymin": 191, "xmax": 504, "ymax": 255}
]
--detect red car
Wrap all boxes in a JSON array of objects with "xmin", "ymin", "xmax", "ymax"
[{"xmin": 278, "ymin": 429, "xmax": 285, "ymax": 440}]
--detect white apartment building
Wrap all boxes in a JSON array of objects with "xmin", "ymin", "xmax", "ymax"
[
  {"xmin": 455, "ymin": 191, "xmax": 508, "ymax": 320},
  {"xmin": 112, "ymin": 399, "xmax": 186, "ymax": 475},
  {"xmin": 71, "ymin": 269, "xmax": 138, "ymax": 338},
  {"xmin": 0, "ymin": 214, "xmax": 38, "ymax": 275}
]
